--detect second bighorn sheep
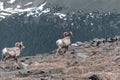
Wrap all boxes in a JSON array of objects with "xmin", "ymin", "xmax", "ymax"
[
  {"xmin": 56, "ymin": 32, "xmax": 73, "ymax": 55},
  {"xmin": 1, "ymin": 41, "xmax": 25, "ymax": 62}
]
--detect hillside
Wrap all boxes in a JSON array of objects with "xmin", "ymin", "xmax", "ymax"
[
  {"xmin": 0, "ymin": 1, "xmax": 120, "ymax": 79},
  {"xmin": 0, "ymin": 1, "xmax": 120, "ymax": 57},
  {"xmin": 0, "ymin": 36, "xmax": 120, "ymax": 80}
]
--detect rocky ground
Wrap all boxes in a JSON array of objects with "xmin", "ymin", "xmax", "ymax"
[{"xmin": 0, "ymin": 36, "xmax": 120, "ymax": 80}]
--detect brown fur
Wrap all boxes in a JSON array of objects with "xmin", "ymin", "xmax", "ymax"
[
  {"xmin": 2, "ymin": 41, "xmax": 25, "ymax": 62},
  {"xmin": 56, "ymin": 32, "xmax": 73, "ymax": 55}
]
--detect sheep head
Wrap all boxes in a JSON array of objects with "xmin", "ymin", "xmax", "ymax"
[
  {"xmin": 63, "ymin": 31, "xmax": 73, "ymax": 37},
  {"xmin": 15, "ymin": 41, "xmax": 25, "ymax": 50}
]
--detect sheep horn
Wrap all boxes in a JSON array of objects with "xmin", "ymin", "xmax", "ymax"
[
  {"xmin": 63, "ymin": 32, "xmax": 69, "ymax": 37},
  {"xmin": 15, "ymin": 42, "xmax": 19, "ymax": 47}
]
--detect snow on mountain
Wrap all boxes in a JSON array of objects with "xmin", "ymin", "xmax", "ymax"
[
  {"xmin": 26, "ymin": 7, "xmax": 50, "ymax": 17},
  {"xmin": 7, "ymin": 0, "xmax": 16, "ymax": 4},
  {"xmin": 0, "ymin": 1, "xmax": 39, "ymax": 19},
  {"xmin": 0, "ymin": 12, "xmax": 11, "ymax": 16},
  {"xmin": 0, "ymin": 1, "xmax": 4, "ymax": 10},
  {"xmin": 0, "ymin": 15, "xmax": 5, "ymax": 19},
  {"xmin": 16, "ymin": 5, "xmax": 21, "ymax": 8},
  {"xmin": 14, "ymin": 7, "xmax": 34, "ymax": 12},
  {"xmin": 0, "ymin": 1, "xmax": 66, "ymax": 21},
  {"xmin": 54, "ymin": 13, "xmax": 66, "ymax": 19},
  {"xmin": 24, "ymin": 2, "xmax": 33, "ymax": 6},
  {"xmin": 36, "ymin": 2, "xmax": 46, "ymax": 11}
]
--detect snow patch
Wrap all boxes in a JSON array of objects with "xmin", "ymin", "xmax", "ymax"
[
  {"xmin": 0, "ymin": 15, "xmax": 5, "ymax": 19},
  {"xmin": 0, "ymin": 12, "xmax": 11, "ymax": 16},
  {"xmin": 0, "ymin": 1, "xmax": 51, "ymax": 21},
  {"xmin": 7, "ymin": 0, "xmax": 15, "ymax": 4},
  {"xmin": 2, "ymin": 9, "xmax": 18, "ymax": 14},
  {"xmin": 26, "ymin": 12, "xmax": 34, "ymax": 17},
  {"xmin": 54, "ymin": 13, "xmax": 66, "ymax": 19},
  {"xmin": 36, "ymin": 2, "xmax": 46, "ymax": 11},
  {"xmin": 41, "ymin": 8, "xmax": 50, "ymax": 13},
  {"xmin": 26, "ymin": 2, "xmax": 48, "ymax": 17},
  {"xmin": 16, "ymin": 5, "xmax": 21, "ymax": 8},
  {"xmin": 89, "ymin": 12, "xmax": 92, "ymax": 15},
  {"xmin": 0, "ymin": 2, "xmax": 4, "ymax": 10},
  {"xmin": 27, "ymin": 8, "xmax": 50, "ymax": 17},
  {"xmin": 14, "ymin": 8, "xmax": 34, "ymax": 12},
  {"xmin": 5, "ymin": 8, "xmax": 13, "ymax": 11},
  {"xmin": 91, "ymin": 23, "xmax": 94, "ymax": 26},
  {"xmin": 24, "ymin": 2, "xmax": 33, "ymax": 6}
]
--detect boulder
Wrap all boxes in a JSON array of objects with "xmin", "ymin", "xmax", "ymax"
[{"xmin": 75, "ymin": 53, "xmax": 88, "ymax": 59}]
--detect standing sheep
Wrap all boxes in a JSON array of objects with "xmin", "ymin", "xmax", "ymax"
[
  {"xmin": 1, "ymin": 41, "xmax": 25, "ymax": 62},
  {"xmin": 56, "ymin": 32, "xmax": 73, "ymax": 55}
]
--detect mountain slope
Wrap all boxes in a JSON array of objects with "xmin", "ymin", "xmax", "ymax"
[
  {"xmin": 0, "ymin": 36, "xmax": 120, "ymax": 80},
  {"xmin": 0, "ymin": 0, "xmax": 120, "ymax": 57},
  {"xmin": 1, "ymin": 0, "xmax": 120, "ymax": 20}
]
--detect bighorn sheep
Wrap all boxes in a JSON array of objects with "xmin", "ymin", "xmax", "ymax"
[
  {"xmin": 56, "ymin": 32, "xmax": 73, "ymax": 55},
  {"xmin": 1, "ymin": 41, "xmax": 25, "ymax": 62}
]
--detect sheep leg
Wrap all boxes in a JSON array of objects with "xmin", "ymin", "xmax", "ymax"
[
  {"xmin": 1, "ymin": 54, "xmax": 5, "ymax": 62},
  {"xmin": 3, "ymin": 55, "xmax": 9, "ymax": 62},
  {"xmin": 66, "ymin": 46, "xmax": 69, "ymax": 50},
  {"xmin": 64, "ymin": 49, "xmax": 66, "ymax": 53},
  {"xmin": 64, "ymin": 46, "xmax": 69, "ymax": 53},
  {"xmin": 56, "ymin": 47, "xmax": 61, "ymax": 56},
  {"xmin": 14, "ymin": 56, "xmax": 18, "ymax": 62}
]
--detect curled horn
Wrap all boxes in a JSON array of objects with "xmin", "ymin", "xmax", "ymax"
[
  {"xmin": 63, "ymin": 32, "xmax": 69, "ymax": 37},
  {"xmin": 63, "ymin": 32, "xmax": 73, "ymax": 37},
  {"xmin": 15, "ymin": 42, "xmax": 20, "ymax": 47}
]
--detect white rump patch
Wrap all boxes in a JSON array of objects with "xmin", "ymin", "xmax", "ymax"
[{"xmin": 2, "ymin": 48, "xmax": 7, "ymax": 55}]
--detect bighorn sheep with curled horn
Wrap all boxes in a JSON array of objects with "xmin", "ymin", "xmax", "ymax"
[
  {"xmin": 56, "ymin": 32, "xmax": 73, "ymax": 55},
  {"xmin": 1, "ymin": 41, "xmax": 25, "ymax": 62}
]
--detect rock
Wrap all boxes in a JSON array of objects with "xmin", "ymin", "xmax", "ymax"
[
  {"xmin": 16, "ymin": 69, "xmax": 47, "ymax": 78},
  {"xmin": 79, "ymin": 46, "xmax": 85, "ymax": 49},
  {"xmin": 116, "ymin": 42, "xmax": 120, "ymax": 47},
  {"xmin": 101, "ymin": 49, "xmax": 110, "ymax": 54},
  {"xmin": 114, "ymin": 58, "xmax": 120, "ymax": 63},
  {"xmin": 70, "ymin": 51, "xmax": 76, "ymax": 54},
  {"xmin": 30, "ymin": 70, "xmax": 46, "ymax": 75},
  {"xmin": 83, "ymin": 42, "xmax": 91, "ymax": 48},
  {"xmin": 16, "ymin": 70, "xmax": 30, "ymax": 77},
  {"xmin": 22, "ymin": 58, "xmax": 33, "ymax": 65},
  {"xmin": 67, "ymin": 60, "xmax": 78, "ymax": 66},
  {"xmin": 3, "ymin": 62, "xmax": 23, "ymax": 71},
  {"xmin": 21, "ymin": 62, "xmax": 29, "ymax": 69},
  {"xmin": 75, "ymin": 53, "xmax": 88, "ymax": 59},
  {"xmin": 61, "ymin": 69, "xmax": 69, "ymax": 74},
  {"xmin": 71, "ymin": 43, "xmax": 78, "ymax": 47},
  {"xmin": 88, "ymin": 75, "xmax": 100, "ymax": 80},
  {"xmin": 76, "ymin": 42, "xmax": 83, "ymax": 46},
  {"xmin": 93, "ymin": 38, "xmax": 105, "ymax": 42},
  {"xmin": 93, "ymin": 38, "xmax": 100, "ymax": 42}
]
